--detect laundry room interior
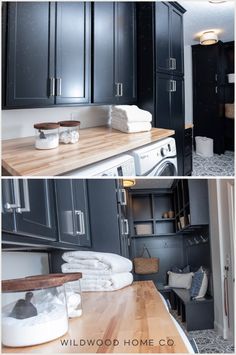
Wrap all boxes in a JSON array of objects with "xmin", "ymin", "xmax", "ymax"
[
  {"xmin": 1, "ymin": 178, "xmax": 235, "ymax": 353},
  {"xmin": 1, "ymin": 1, "xmax": 234, "ymax": 177}
]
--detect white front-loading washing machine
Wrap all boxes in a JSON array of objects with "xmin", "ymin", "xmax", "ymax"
[
  {"xmin": 64, "ymin": 154, "xmax": 136, "ymax": 176},
  {"xmin": 129, "ymin": 137, "xmax": 178, "ymax": 176}
]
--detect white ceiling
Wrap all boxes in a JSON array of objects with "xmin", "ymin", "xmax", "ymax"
[
  {"xmin": 130, "ymin": 179, "xmax": 174, "ymax": 189},
  {"xmin": 178, "ymin": 0, "xmax": 235, "ymax": 45}
]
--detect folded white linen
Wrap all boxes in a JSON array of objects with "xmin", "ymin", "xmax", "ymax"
[
  {"xmin": 67, "ymin": 272, "xmax": 133, "ymax": 292},
  {"xmin": 62, "ymin": 251, "xmax": 132, "ymax": 273},
  {"xmin": 111, "ymin": 105, "xmax": 152, "ymax": 122},
  {"xmin": 111, "ymin": 119, "xmax": 152, "ymax": 133},
  {"xmin": 111, "ymin": 112, "xmax": 152, "ymax": 123}
]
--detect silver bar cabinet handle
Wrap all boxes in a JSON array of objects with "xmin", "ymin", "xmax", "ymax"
[
  {"xmin": 49, "ymin": 78, "xmax": 55, "ymax": 96},
  {"xmin": 120, "ymin": 83, "xmax": 123, "ymax": 97},
  {"xmin": 16, "ymin": 180, "xmax": 30, "ymax": 213},
  {"xmin": 115, "ymin": 83, "xmax": 120, "ymax": 97},
  {"xmin": 120, "ymin": 189, "xmax": 127, "ymax": 205},
  {"xmin": 75, "ymin": 210, "xmax": 85, "ymax": 235},
  {"xmin": 124, "ymin": 219, "xmax": 129, "ymax": 235}
]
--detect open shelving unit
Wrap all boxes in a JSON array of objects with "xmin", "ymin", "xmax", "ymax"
[{"xmin": 130, "ymin": 191, "xmax": 176, "ymax": 238}]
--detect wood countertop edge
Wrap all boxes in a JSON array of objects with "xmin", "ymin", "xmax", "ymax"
[
  {"xmin": 185, "ymin": 123, "xmax": 194, "ymax": 129},
  {"xmin": 2, "ymin": 126, "xmax": 175, "ymax": 176}
]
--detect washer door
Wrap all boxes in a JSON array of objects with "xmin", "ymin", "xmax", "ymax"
[{"xmin": 152, "ymin": 162, "xmax": 177, "ymax": 176}]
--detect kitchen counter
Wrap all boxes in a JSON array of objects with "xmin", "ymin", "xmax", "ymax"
[
  {"xmin": 2, "ymin": 126, "xmax": 174, "ymax": 176},
  {"xmin": 2, "ymin": 281, "xmax": 188, "ymax": 353}
]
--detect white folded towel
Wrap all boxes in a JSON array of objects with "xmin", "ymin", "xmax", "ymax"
[
  {"xmin": 111, "ymin": 119, "xmax": 152, "ymax": 133},
  {"xmin": 69, "ymin": 273, "xmax": 133, "ymax": 292},
  {"xmin": 111, "ymin": 105, "xmax": 152, "ymax": 122},
  {"xmin": 62, "ymin": 251, "xmax": 132, "ymax": 273}
]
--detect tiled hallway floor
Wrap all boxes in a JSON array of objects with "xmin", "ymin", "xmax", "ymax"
[
  {"xmin": 171, "ymin": 310, "xmax": 234, "ymax": 353},
  {"xmin": 192, "ymin": 150, "xmax": 234, "ymax": 176}
]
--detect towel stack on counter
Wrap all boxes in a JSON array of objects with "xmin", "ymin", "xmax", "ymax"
[
  {"xmin": 110, "ymin": 105, "xmax": 152, "ymax": 133},
  {"xmin": 61, "ymin": 251, "xmax": 133, "ymax": 292}
]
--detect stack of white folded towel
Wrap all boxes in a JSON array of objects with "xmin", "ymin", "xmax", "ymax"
[
  {"xmin": 61, "ymin": 251, "xmax": 133, "ymax": 292},
  {"xmin": 110, "ymin": 105, "xmax": 152, "ymax": 133}
]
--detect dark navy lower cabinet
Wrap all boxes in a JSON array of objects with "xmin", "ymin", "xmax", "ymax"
[
  {"xmin": 2, "ymin": 179, "xmax": 57, "ymax": 242},
  {"xmin": 55, "ymin": 179, "xmax": 91, "ymax": 247}
]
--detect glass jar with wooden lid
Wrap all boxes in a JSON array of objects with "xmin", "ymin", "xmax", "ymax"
[
  {"xmin": 58, "ymin": 120, "xmax": 81, "ymax": 144},
  {"xmin": 2, "ymin": 273, "xmax": 82, "ymax": 347},
  {"xmin": 34, "ymin": 122, "xmax": 60, "ymax": 150}
]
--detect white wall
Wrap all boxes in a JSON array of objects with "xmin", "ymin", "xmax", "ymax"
[
  {"xmin": 2, "ymin": 105, "xmax": 110, "ymax": 140},
  {"xmin": 184, "ymin": 45, "xmax": 193, "ymax": 124},
  {"xmin": 2, "ymin": 252, "xmax": 49, "ymax": 279},
  {"xmin": 208, "ymin": 179, "xmax": 235, "ymax": 341}
]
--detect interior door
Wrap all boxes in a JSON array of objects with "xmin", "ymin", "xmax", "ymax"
[
  {"xmin": 116, "ymin": 2, "xmax": 137, "ymax": 103},
  {"xmin": 16, "ymin": 180, "xmax": 57, "ymax": 240},
  {"xmin": 55, "ymin": 2, "xmax": 91, "ymax": 104},
  {"xmin": 6, "ymin": 2, "xmax": 55, "ymax": 107}
]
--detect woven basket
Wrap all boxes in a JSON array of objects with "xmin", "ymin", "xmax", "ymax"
[
  {"xmin": 133, "ymin": 257, "xmax": 159, "ymax": 274},
  {"xmin": 225, "ymin": 103, "xmax": 234, "ymax": 119},
  {"xmin": 133, "ymin": 246, "xmax": 159, "ymax": 274}
]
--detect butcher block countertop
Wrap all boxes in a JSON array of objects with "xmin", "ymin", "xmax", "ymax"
[
  {"xmin": 2, "ymin": 126, "xmax": 174, "ymax": 176},
  {"xmin": 185, "ymin": 123, "xmax": 193, "ymax": 130},
  {"xmin": 2, "ymin": 281, "xmax": 188, "ymax": 353}
]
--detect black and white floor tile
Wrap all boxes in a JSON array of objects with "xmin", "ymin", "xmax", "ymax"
[
  {"xmin": 188, "ymin": 329, "xmax": 234, "ymax": 354},
  {"xmin": 171, "ymin": 310, "xmax": 234, "ymax": 353},
  {"xmin": 192, "ymin": 150, "xmax": 234, "ymax": 176}
]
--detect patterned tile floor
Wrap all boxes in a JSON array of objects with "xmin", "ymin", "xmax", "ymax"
[
  {"xmin": 171, "ymin": 310, "xmax": 234, "ymax": 353},
  {"xmin": 192, "ymin": 150, "xmax": 234, "ymax": 176}
]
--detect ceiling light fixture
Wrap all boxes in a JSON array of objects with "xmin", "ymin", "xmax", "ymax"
[
  {"xmin": 122, "ymin": 179, "xmax": 136, "ymax": 188},
  {"xmin": 200, "ymin": 31, "xmax": 218, "ymax": 45},
  {"xmin": 209, "ymin": 1, "xmax": 226, "ymax": 3}
]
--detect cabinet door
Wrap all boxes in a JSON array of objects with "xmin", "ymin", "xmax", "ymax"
[
  {"xmin": 93, "ymin": 3, "xmax": 117, "ymax": 104},
  {"xmin": 6, "ymin": 2, "xmax": 55, "ymax": 107},
  {"xmin": 155, "ymin": 2, "xmax": 171, "ymax": 73},
  {"xmin": 116, "ymin": 2, "xmax": 137, "ymax": 103},
  {"xmin": 170, "ymin": 7, "xmax": 184, "ymax": 76},
  {"xmin": 88, "ymin": 179, "xmax": 122, "ymax": 254},
  {"xmin": 170, "ymin": 76, "xmax": 185, "ymax": 175},
  {"xmin": 189, "ymin": 180, "xmax": 209, "ymax": 226},
  {"xmin": 15, "ymin": 180, "xmax": 57, "ymax": 240},
  {"xmin": 2, "ymin": 180, "xmax": 17, "ymax": 232},
  {"xmin": 55, "ymin": 180, "xmax": 91, "ymax": 247},
  {"xmin": 55, "ymin": 3, "xmax": 91, "ymax": 104},
  {"xmin": 155, "ymin": 73, "xmax": 171, "ymax": 128}
]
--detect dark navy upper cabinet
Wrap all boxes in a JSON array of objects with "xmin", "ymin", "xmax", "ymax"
[
  {"xmin": 2, "ymin": 179, "xmax": 57, "ymax": 241},
  {"xmin": 55, "ymin": 180, "xmax": 91, "ymax": 247},
  {"xmin": 93, "ymin": 2, "xmax": 136, "ymax": 104},
  {"xmin": 4, "ymin": 2, "xmax": 91, "ymax": 108},
  {"xmin": 6, "ymin": 2, "xmax": 55, "ymax": 107},
  {"xmin": 55, "ymin": 2, "xmax": 91, "ymax": 105},
  {"xmin": 155, "ymin": 2, "xmax": 184, "ymax": 76}
]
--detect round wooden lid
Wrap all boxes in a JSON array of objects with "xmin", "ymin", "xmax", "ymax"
[
  {"xmin": 34, "ymin": 122, "xmax": 60, "ymax": 130},
  {"xmin": 58, "ymin": 120, "xmax": 81, "ymax": 127},
  {"xmin": 2, "ymin": 273, "xmax": 82, "ymax": 292}
]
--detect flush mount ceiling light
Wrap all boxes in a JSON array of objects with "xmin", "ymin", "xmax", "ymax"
[
  {"xmin": 200, "ymin": 31, "xmax": 218, "ymax": 45},
  {"xmin": 122, "ymin": 179, "xmax": 136, "ymax": 188},
  {"xmin": 208, "ymin": 0, "xmax": 226, "ymax": 3}
]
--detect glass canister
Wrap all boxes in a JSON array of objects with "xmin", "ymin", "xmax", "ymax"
[
  {"xmin": 62, "ymin": 273, "xmax": 83, "ymax": 318},
  {"xmin": 58, "ymin": 120, "xmax": 80, "ymax": 144},
  {"xmin": 2, "ymin": 275, "xmax": 69, "ymax": 347},
  {"xmin": 34, "ymin": 122, "xmax": 60, "ymax": 150}
]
